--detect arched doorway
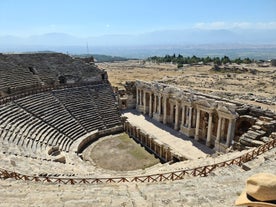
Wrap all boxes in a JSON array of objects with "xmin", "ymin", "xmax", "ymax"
[{"xmin": 58, "ymin": 76, "xmax": 66, "ymax": 84}]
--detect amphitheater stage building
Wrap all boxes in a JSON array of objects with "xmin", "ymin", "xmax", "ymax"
[
  {"xmin": 123, "ymin": 110, "xmax": 215, "ymax": 160},
  {"xmin": 119, "ymin": 80, "xmax": 276, "ymax": 154}
]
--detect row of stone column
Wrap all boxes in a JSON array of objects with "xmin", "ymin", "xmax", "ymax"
[
  {"xmin": 136, "ymin": 87, "xmax": 236, "ymax": 149},
  {"xmin": 124, "ymin": 121, "xmax": 175, "ymax": 162},
  {"xmin": 137, "ymin": 88, "xmax": 162, "ymax": 116}
]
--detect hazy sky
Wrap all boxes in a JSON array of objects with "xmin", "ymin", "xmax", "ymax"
[{"xmin": 0, "ymin": 0, "xmax": 276, "ymax": 37}]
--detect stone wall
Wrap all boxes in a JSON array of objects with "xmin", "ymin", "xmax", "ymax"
[
  {"xmin": 117, "ymin": 81, "xmax": 136, "ymax": 109},
  {"xmin": 124, "ymin": 121, "xmax": 185, "ymax": 162},
  {"xmin": 71, "ymin": 125, "xmax": 124, "ymax": 154}
]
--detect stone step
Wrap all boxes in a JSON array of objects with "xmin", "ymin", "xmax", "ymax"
[
  {"xmin": 251, "ymin": 125, "xmax": 261, "ymax": 130},
  {"xmin": 240, "ymin": 136, "xmax": 264, "ymax": 147},
  {"xmin": 259, "ymin": 116, "xmax": 273, "ymax": 122},
  {"xmin": 269, "ymin": 132, "xmax": 276, "ymax": 139},
  {"xmin": 260, "ymin": 136, "xmax": 272, "ymax": 143},
  {"xmin": 243, "ymin": 132, "xmax": 259, "ymax": 140},
  {"xmin": 244, "ymin": 130, "xmax": 266, "ymax": 140},
  {"xmin": 242, "ymin": 156, "xmax": 265, "ymax": 171},
  {"xmin": 0, "ymin": 148, "xmax": 275, "ymax": 207},
  {"xmin": 212, "ymin": 164, "xmax": 244, "ymax": 176},
  {"xmin": 255, "ymin": 120, "xmax": 264, "ymax": 126},
  {"xmin": 255, "ymin": 129, "xmax": 266, "ymax": 135}
]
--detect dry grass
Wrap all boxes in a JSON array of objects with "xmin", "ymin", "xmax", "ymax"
[
  {"xmin": 98, "ymin": 60, "xmax": 276, "ymax": 111},
  {"xmin": 90, "ymin": 133, "xmax": 160, "ymax": 171}
]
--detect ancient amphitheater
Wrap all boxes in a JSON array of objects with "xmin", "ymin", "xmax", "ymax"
[{"xmin": 0, "ymin": 53, "xmax": 275, "ymax": 207}]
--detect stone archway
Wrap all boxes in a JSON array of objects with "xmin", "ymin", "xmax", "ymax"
[
  {"xmin": 235, "ymin": 116, "xmax": 256, "ymax": 136},
  {"xmin": 58, "ymin": 76, "xmax": 66, "ymax": 84}
]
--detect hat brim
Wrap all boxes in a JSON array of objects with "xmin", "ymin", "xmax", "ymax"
[{"xmin": 235, "ymin": 189, "xmax": 276, "ymax": 207}]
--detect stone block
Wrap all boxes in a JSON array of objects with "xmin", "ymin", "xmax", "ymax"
[
  {"xmin": 260, "ymin": 136, "xmax": 272, "ymax": 143},
  {"xmin": 255, "ymin": 120, "xmax": 264, "ymax": 126},
  {"xmin": 251, "ymin": 125, "xmax": 261, "ymax": 130},
  {"xmin": 244, "ymin": 130, "xmax": 260, "ymax": 140},
  {"xmin": 270, "ymin": 132, "xmax": 276, "ymax": 139},
  {"xmin": 240, "ymin": 136, "xmax": 264, "ymax": 147},
  {"xmin": 259, "ymin": 116, "xmax": 273, "ymax": 122},
  {"xmin": 255, "ymin": 130, "xmax": 266, "ymax": 136},
  {"xmin": 242, "ymin": 157, "xmax": 265, "ymax": 171}
]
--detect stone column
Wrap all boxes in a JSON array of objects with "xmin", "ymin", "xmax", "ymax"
[
  {"xmin": 153, "ymin": 94, "xmax": 157, "ymax": 113},
  {"xmin": 140, "ymin": 89, "xmax": 143, "ymax": 106},
  {"xmin": 206, "ymin": 112, "xmax": 213, "ymax": 147},
  {"xmin": 170, "ymin": 102, "xmax": 174, "ymax": 124},
  {"xmin": 181, "ymin": 105, "xmax": 185, "ymax": 127},
  {"xmin": 163, "ymin": 96, "xmax": 167, "ymax": 124},
  {"xmin": 185, "ymin": 106, "xmax": 189, "ymax": 126},
  {"xmin": 221, "ymin": 118, "xmax": 226, "ymax": 139},
  {"xmin": 188, "ymin": 107, "xmax": 193, "ymax": 129},
  {"xmin": 143, "ymin": 91, "xmax": 146, "ymax": 114},
  {"xmin": 195, "ymin": 109, "xmax": 200, "ymax": 141},
  {"xmin": 158, "ymin": 95, "xmax": 162, "ymax": 115},
  {"xmin": 149, "ymin": 93, "xmax": 153, "ymax": 117},
  {"xmin": 226, "ymin": 119, "xmax": 235, "ymax": 146},
  {"xmin": 216, "ymin": 116, "xmax": 222, "ymax": 142},
  {"xmin": 146, "ymin": 134, "xmax": 150, "ymax": 147},
  {"xmin": 136, "ymin": 88, "xmax": 139, "ymax": 105},
  {"xmin": 174, "ymin": 102, "xmax": 180, "ymax": 130},
  {"xmin": 192, "ymin": 108, "xmax": 197, "ymax": 128}
]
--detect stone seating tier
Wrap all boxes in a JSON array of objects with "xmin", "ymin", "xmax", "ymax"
[
  {"xmin": 14, "ymin": 92, "xmax": 87, "ymax": 139},
  {"xmin": 0, "ymin": 61, "xmax": 42, "ymax": 93},
  {"xmin": 0, "ymin": 84, "xmax": 121, "ymax": 159},
  {"xmin": 0, "ymin": 147, "xmax": 275, "ymax": 207},
  {"xmin": 0, "ymin": 53, "xmax": 102, "ymax": 92}
]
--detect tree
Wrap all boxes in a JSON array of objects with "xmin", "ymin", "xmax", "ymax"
[
  {"xmin": 243, "ymin": 57, "xmax": 252, "ymax": 64},
  {"xmin": 221, "ymin": 56, "xmax": 231, "ymax": 64},
  {"xmin": 234, "ymin": 58, "xmax": 242, "ymax": 64},
  {"xmin": 213, "ymin": 57, "xmax": 221, "ymax": 65},
  {"xmin": 164, "ymin": 55, "xmax": 172, "ymax": 63},
  {"xmin": 203, "ymin": 56, "xmax": 212, "ymax": 64},
  {"xmin": 191, "ymin": 55, "xmax": 199, "ymax": 64}
]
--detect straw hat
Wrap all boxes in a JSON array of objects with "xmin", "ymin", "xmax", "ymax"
[{"xmin": 235, "ymin": 173, "xmax": 276, "ymax": 206}]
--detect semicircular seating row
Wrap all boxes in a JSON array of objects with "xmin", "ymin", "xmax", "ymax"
[{"xmin": 0, "ymin": 84, "xmax": 121, "ymax": 159}]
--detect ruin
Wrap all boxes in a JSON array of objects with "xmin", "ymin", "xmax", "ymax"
[
  {"xmin": 120, "ymin": 80, "xmax": 276, "ymax": 153},
  {"xmin": 0, "ymin": 52, "xmax": 275, "ymax": 206},
  {"xmin": 135, "ymin": 80, "xmax": 238, "ymax": 152}
]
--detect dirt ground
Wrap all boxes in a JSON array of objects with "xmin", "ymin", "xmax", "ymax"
[
  {"xmin": 89, "ymin": 133, "xmax": 160, "ymax": 171},
  {"xmin": 98, "ymin": 60, "xmax": 276, "ymax": 111}
]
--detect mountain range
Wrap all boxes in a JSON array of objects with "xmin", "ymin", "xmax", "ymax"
[{"xmin": 1, "ymin": 28, "xmax": 276, "ymax": 58}]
